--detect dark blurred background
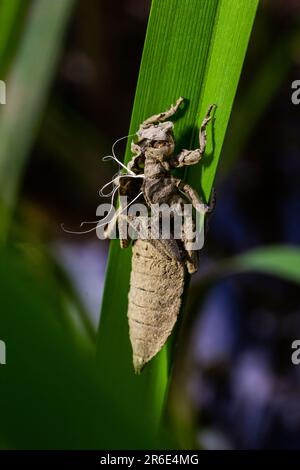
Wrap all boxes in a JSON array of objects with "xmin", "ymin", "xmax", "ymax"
[
  {"xmin": 1, "ymin": 0, "xmax": 300, "ymax": 449},
  {"xmin": 20, "ymin": 0, "xmax": 152, "ymax": 322}
]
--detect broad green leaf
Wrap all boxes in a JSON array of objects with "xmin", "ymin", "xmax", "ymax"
[
  {"xmin": 96, "ymin": 0, "xmax": 259, "ymax": 443},
  {"xmin": 0, "ymin": 0, "xmax": 75, "ymax": 242},
  {"xmin": 227, "ymin": 245, "xmax": 300, "ymax": 284},
  {"xmin": 190, "ymin": 246, "xmax": 300, "ymax": 287}
]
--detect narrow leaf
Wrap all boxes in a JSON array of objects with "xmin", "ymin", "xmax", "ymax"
[
  {"xmin": 228, "ymin": 246, "xmax": 300, "ymax": 284},
  {"xmin": 97, "ymin": 0, "xmax": 259, "ymax": 443}
]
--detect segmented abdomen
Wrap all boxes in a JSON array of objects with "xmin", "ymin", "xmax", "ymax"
[{"xmin": 128, "ymin": 239, "xmax": 185, "ymax": 373}]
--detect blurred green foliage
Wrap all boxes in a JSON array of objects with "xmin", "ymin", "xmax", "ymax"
[
  {"xmin": 0, "ymin": 0, "xmax": 75, "ymax": 241},
  {"xmin": 0, "ymin": 248, "xmax": 156, "ymax": 449}
]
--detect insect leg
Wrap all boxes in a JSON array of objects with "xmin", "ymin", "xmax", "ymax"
[
  {"xmin": 174, "ymin": 178, "xmax": 209, "ymax": 215},
  {"xmin": 140, "ymin": 97, "xmax": 184, "ymax": 127},
  {"xmin": 170, "ymin": 104, "xmax": 216, "ymax": 168},
  {"xmin": 173, "ymin": 203, "xmax": 198, "ymax": 273},
  {"xmin": 186, "ymin": 251, "xmax": 199, "ymax": 274},
  {"xmin": 199, "ymin": 104, "xmax": 216, "ymax": 154},
  {"xmin": 184, "ymin": 189, "xmax": 216, "ymax": 272},
  {"xmin": 104, "ymin": 189, "xmax": 135, "ymax": 249},
  {"xmin": 103, "ymin": 208, "xmax": 130, "ymax": 248},
  {"xmin": 203, "ymin": 187, "xmax": 216, "ymax": 239},
  {"xmin": 103, "ymin": 207, "xmax": 120, "ymax": 239},
  {"xmin": 173, "ymin": 148, "xmax": 203, "ymax": 167}
]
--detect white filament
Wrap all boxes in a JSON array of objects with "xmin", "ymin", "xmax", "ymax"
[
  {"xmin": 61, "ymin": 188, "xmax": 144, "ymax": 235},
  {"xmin": 102, "ymin": 132, "xmax": 137, "ymax": 175},
  {"xmin": 62, "ymin": 131, "xmax": 145, "ymax": 236}
]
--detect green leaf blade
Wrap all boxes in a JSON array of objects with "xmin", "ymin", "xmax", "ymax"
[
  {"xmin": 230, "ymin": 246, "xmax": 300, "ymax": 284},
  {"xmin": 97, "ymin": 0, "xmax": 259, "ymax": 447}
]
